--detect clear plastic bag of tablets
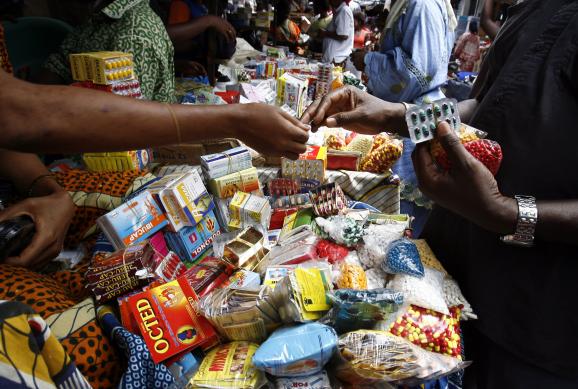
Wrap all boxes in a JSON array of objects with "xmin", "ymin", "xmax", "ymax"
[
  {"xmin": 358, "ymin": 223, "xmax": 406, "ymax": 269},
  {"xmin": 321, "ymin": 289, "xmax": 403, "ymax": 334},
  {"xmin": 381, "ymin": 238, "xmax": 424, "ymax": 278},
  {"xmin": 387, "ymin": 267, "xmax": 449, "ymax": 315}
]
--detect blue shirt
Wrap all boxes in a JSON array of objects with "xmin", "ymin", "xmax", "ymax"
[{"xmin": 364, "ymin": 0, "xmax": 454, "ymax": 104}]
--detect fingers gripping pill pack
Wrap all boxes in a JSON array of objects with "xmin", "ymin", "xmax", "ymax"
[{"xmin": 406, "ymin": 99, "xmax": 461, "ymax": 144}]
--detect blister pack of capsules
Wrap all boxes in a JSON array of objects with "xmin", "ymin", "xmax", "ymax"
[{"xmin": 406, "ymin": 98, "xmax": 461, "ymax": 143}]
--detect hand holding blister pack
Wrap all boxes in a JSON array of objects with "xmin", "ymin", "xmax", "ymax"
[{"xmin": 406, "ymin": 99, "xmax": 461, "ymax": 144}]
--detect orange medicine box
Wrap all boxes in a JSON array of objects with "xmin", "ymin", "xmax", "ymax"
[{"xmin": 127, "ymin": 275, "xmax": 218, "ymax": 364}]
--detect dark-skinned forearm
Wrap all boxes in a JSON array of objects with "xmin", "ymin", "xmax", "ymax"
[
  {"xmin": 325, "ymin": 31, "xmax": 348, "ymax": 41},
  {"xmin": 0, "ymin": 150, "xmax": 63, "ymax": 196},
  {"xmin": 0, "ymin": 72, "xmax": 236, "ymax": 153},
  {"xmin": 534, "ymin": 200, "xmax": 578, "ymax": 245},
  {"xmin": 491, "ymin": 197, "xmax": 578, "ymax": 245},
  {"xmin": 481, "ymin": 0, "xmax": 500, "ymax": 40}
]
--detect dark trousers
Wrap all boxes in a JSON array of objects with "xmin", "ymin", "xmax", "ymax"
[{"xmin": 463, "ymin": 323, "xmax": 578, "ymax": 389}]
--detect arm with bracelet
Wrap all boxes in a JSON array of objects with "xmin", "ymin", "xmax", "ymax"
[
  {"xmin": 301, "ymin": 86, "xmax": 578, "ymax": 246},
  {"xmin": 0, "ymin": 70, "xmax": 310, "ymax": 160},
  {"xmin": 0, "ymin": 150, "xmax": 75, "ymax": 267}
]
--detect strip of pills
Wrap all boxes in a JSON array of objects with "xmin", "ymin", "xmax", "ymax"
[{"xmin": 406, "ymin": 98, "xmax": 461, "ymax": 143}]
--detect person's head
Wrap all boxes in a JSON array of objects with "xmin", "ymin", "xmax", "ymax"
[
  {"xmin": 275, "ymin": 0, "xmax": 291, "ymax": 25},
  {"xmin": 329, "ymin": 0, "xmax": 344, "ymax": 10},
  {"xmin": 313, "ymin": 0, "xmax": 331, "ymax": 16},
  {"xmin": 354, "ymin": 12, "xmax": 365, "ymax": 31},
  {"xmin": 469, "ymin": 20, "xmax": 479, "ymax": 34}
]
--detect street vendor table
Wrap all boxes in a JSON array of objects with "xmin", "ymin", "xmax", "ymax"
[{"xmin": 152, "ymin": 164, "xmax": 400, "ymax": 214}]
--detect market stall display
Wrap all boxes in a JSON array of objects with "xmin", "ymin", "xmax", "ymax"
[{"xmin": 50, "ymin": 42, "xmax": 478, "ymax": 388}]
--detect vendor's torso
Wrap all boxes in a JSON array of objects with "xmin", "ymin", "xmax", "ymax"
[{"xmin": 423, "ymin": 0, "xmax": 578, "ymax": 377}]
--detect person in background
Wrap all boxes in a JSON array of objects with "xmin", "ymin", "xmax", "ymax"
[
  {"xmin": 348, "ymin": 0, "xmax": 361, "ymax": 14},
  {"xmin": 320, "ymin": 0, "xmax": 354, "ymax": 66},
  {"xmin": 454, "ymin": 20, "xmax": 481, "ymax": 72},
  {"xmin": 37, "ymin": 0, "xmax": 176, "ymax": 102},
  {"xmin": 481, "ymin": 0, "xmax": 515, "ymax": 40},
  {"xmin": 274, "ymin": 0, "xmax": 302, "ymax": 48},
  {"xmin": 353, "ymin": 11, "xmax": 371, "ymax": 49},
  {"xmin": 307, "ymin": 0, "xmax": 332, "ymax": 53},
  {"xmin": 167, "ymin": 0, "xmax": 237, "ymax": 64},
  {"xmin": 349, "ymin": 0, "xmax": 456, "ymax": 236}
]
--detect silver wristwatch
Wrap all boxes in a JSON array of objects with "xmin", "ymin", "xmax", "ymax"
[{"xmin": 500, "ymin": 195, "xmax": 538, "ymax": 247}]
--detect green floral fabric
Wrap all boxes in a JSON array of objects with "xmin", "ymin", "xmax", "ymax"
[{"xmin": 44, "ymin": 0, "xmax": 175, "ymax": 102}]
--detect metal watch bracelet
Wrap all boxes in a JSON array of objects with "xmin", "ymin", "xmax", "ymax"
[{"xmin": 500, "ymin": 195, "xmax": 537, "ymax": 247}]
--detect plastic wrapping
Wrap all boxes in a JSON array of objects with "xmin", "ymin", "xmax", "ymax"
[
  {"xmin": 275, "ymin": 371, "xmax": 331, "ymax": 389},
  {"xmin": 358, "ymin": 223, "xmax": 407, "ymax": 270},
  {"xmin": 332, "ymin": 330, "xmax": 463, "ymax": 385},
  {"xmin": 387, "ymin": 268, "xmax": 449, "ymax": 315},
  {"xmin": 443, "ymin": 277, "xmax": 477, "ymax": 320},
  {"xmin": 187, "ymin": 342, "xmax": 265, "ymax": 389},
  {"xmin": 381, "ymin": 238, "xmax": 424, "ymax": 278},
  {"xmin": 359, "ymin": 134, "xmax": 404, "ymax": 173},
  {"xmin": 335, "ymin": 263, "xmax": 367, "ymax": 289},
  {"xmin": 86, "ymin": 242, "xmax": 155, "ymax": 302},
  {"xmin": 412, "ymin": 239, "xmax": 446, "ymax": 275},
  {"xmin": 268, "ymin": 229, "xmax": 320, "ymax": 267},
  {"xmin": 316, "ymin": 239, "xmax": 350, "ymax": 264},
  {"xmin": 388, "ymin": 305, "xmax": 463, "ymax": 359},
  {"xmin": 322, "ymin": 289, "xmax": 403, "ymax": 334},
  {"xmin": 324, "ymin": 133, "xmax": 347, "ymax": 150},
  {"xmin": 434, "ymin": 138, "xmax": 503, "ymax": 176},
  {"xmin": 198, "ymin": 287, "xmax": 281, "ymax": 343},
  {"xmin": 253, "ymin": 323, "xmax": 338, "ymax": 377},
  {"xmin": 332, "ymin": 331, "xmax": 424, "ymax": 383},
  {"xmin": 315, "ymin": 216, "xmax": 365, "ymax": 248},
  {"xmin": 218, "ymin": 226, "xmax": 270, "ymax": 271},
  {"xmin": 365, "ymin": 268, "xmax": 388, "ymax": 289},
  {"xmin": 309, "ymin": 183, "xmax": 347, "ymax": 217},
  {"xmin": 270, "ymin": 266, "xmax": 333, "ymax": 323}
]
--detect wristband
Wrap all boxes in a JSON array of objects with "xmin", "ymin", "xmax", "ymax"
[
  {"xmin": 500, "ymin": 195, "xmax": 537, "ymax": 247},
  {"xmin": 27, "ymin": 174, "xmax": 57, "ymax": 197}
]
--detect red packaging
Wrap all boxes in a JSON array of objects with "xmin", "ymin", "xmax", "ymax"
[
  {"xmin": 269, "ymin": 208, "xmax": 298, "ymax": 230},
  {"xmin": 127, "ymin": 275, "xmax": 218, "ymax": 364},
  {"xmin": 118, "ymin": 286, "xmax": 151, "ymax": 334},
  {"xmin": 181, "ymin": 256, "xmax": 235, "ymax": 298},
  {"xmin": 327, "ymin": 150, "xmax": 361, "ymax": 171},
  {"xmin": 215, "ymin": 91, "xmax": 240, "ymax": 104},
  {"xmin": 435, "ymin": 139, "xmax": 503, "ymax": 176},
  {"xmin": 154, "ymin": 251, "xmax": 188, "ymax": 282},
  {"xmin": 315, "ymin": 239, "xmax": 350, "ymax": 264}
]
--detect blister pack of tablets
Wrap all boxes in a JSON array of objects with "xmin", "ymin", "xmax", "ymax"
[{"xmin": 406, "ymin": 98, "xmax": 461, "ymax": 143}]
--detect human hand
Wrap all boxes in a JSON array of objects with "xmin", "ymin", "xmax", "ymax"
[
  {"xmin": 412, "ymin": 122, "xmax": 517, "ymax": 234},
  {"xmin": 300, "ymin": 85, "xmax": 405, "ymax": 135},
  {"xmin": 0, "ymin": 190, "xmax": 75, "ymax": 268},
  {"xmin": 234, "ymin": 104, "xmax": 310, "ymax": 160},
  {"xmin": 208, "ymin": 15, "xmax": 237, "ymax": 43},
  {"xmin": 174, "ymin": 60, "xmax": 207, "ymax": 77},
  {"xmin": 351, "ymin": 50, "xmax": 366, "ymax": 72}
]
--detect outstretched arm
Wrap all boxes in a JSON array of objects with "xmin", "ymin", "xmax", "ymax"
[{"xmin": 0, "ymin": 70, "xmax": 310, "ymax": 159}]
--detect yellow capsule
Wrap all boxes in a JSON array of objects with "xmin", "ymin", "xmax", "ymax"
[{"xmin": 105, "ymin": 62, "xmax": 113, "ymax": 70}]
